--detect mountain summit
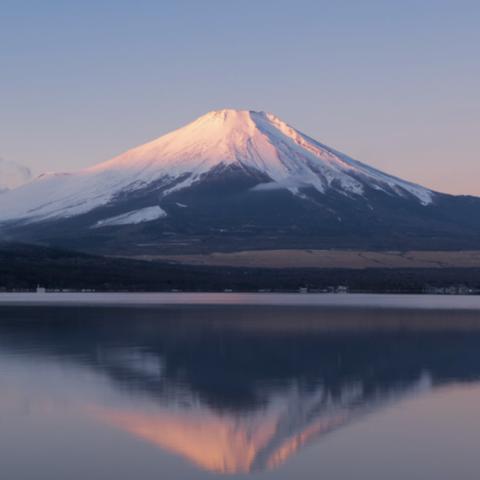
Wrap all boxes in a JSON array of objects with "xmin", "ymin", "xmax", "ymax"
[
  {"xmin": 88, "ymin": 108, "xmax": 432, "ymax": 206},
  {"xmin": 1, "ymin": 109, "xmax": 479, "ymax": 253},
  {"xmin": 0, "ymin": 109, "xmax": 432, "ymax": 221}
]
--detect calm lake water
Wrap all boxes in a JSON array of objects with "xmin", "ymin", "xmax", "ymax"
[{"xmin": 1, "ymin": 296, "xmax": 480, "ymax": 479}]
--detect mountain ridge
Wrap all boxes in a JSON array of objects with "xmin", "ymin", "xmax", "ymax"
[
  {"xmin": 1, "ymin": 109, "xmax": 479, "ymax": 253},
  {"xmin": 0, "ymin": 109, "xmax": 434, "ymax": 223}
]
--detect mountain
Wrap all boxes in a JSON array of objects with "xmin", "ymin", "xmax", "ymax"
[
  {"xmin": 0, "ymin": 158, "xmax": 32, "ymax": 193},
  {"xmin": 1, "ymin": 109, "xmax": 480, "ymax": 253}
]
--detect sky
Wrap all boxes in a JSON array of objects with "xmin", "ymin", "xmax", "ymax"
[{"xmin": 1, "ymin": 0, "xmax": 479, "ymax": 195}]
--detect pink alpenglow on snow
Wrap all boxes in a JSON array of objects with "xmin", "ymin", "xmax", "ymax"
[{"xmin": 0, "ymin": 109, "xmax": 433, "ymax": 225}]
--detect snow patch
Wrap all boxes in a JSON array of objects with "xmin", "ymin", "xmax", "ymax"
[
  {"xmin": 94, "ymin": 206, "xmax": 166, "ymax": 228},
  {"xmin": 251, "ymin": 182, "xmax": 287, "ymax": 192}
]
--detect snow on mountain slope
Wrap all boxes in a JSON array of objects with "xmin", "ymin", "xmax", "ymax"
[
  {"xmin": 93, "ymin": 206, "xmax": 167, "ymax": 228},
  {"xmin": 0, "ymin": 109, "xmax": 433, "ymax": 224},
  {"xmin": 0, "ymin": 158, "xmax": 32, "ymax": 193}
]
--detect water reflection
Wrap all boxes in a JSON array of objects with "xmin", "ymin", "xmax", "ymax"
[{"xmin": 1, "ymin": 305, "xmax": 480, "ymax": 476}]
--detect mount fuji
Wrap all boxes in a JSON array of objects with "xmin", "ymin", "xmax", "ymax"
[{"xmin": 1, "ymin": 109, "xmax": 480, "ymax": 253}]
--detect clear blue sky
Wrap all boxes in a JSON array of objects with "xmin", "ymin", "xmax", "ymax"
[{"xmin": 1, "ymin": 0, "xmax": 479, "ymax": 194}]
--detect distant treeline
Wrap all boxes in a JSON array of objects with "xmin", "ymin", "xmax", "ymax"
[{"xmin": 2, "ymin": 243, "xmax": 480, "ymax": 293}]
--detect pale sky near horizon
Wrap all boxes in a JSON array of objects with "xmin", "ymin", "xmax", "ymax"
[{"xmin": 1, "ymin": 0, "xmax": 479, "ymax": 195}]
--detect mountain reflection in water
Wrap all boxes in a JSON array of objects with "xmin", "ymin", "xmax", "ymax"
[{"xmin": 1, "ymin": 305, "xmax": 480, "ymax": 475}]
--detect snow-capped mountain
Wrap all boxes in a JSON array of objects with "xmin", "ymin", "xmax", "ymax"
[
  {"xmin": 1, "ymin": 109, "xmax": 479, "ymax": 252},
  {"xmin": 0, "ymin": 158, "xmax": 32, "ymax": 193},
  {"xmin": 0, "ymin": 110, "xmax": 432, "ymax": 221}
]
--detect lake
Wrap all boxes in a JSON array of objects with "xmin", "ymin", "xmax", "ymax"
[{"xmin": 1, "ymin": 294, "xmax": 480, "ymax": 479}]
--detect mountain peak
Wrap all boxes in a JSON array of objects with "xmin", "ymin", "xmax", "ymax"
[
  {"xmin": 91, "ymin": 108, "xmax": 431, "ymax": 204},
  {"xmin": 199, "ymin": 108, "xmax": 268, "ymax": 119},
  {"xmin": 0, "ymin": 109, "xmax": 434, "ymax": 225},
  {"xmin": 194, "ymin": 109, "xmax": 288, "ymax": 133},
  {"xmin": 189, "ymin": 108, "xmax": 261, "ymax": 134},
  {"xmin": 188, "ymin": 109, "xmax": 289, "ymax": 138}
]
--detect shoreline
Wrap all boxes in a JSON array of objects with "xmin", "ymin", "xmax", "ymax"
[{"xmin": 1, "ymin": 292, "xmax": 480, "ymax": 310}]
